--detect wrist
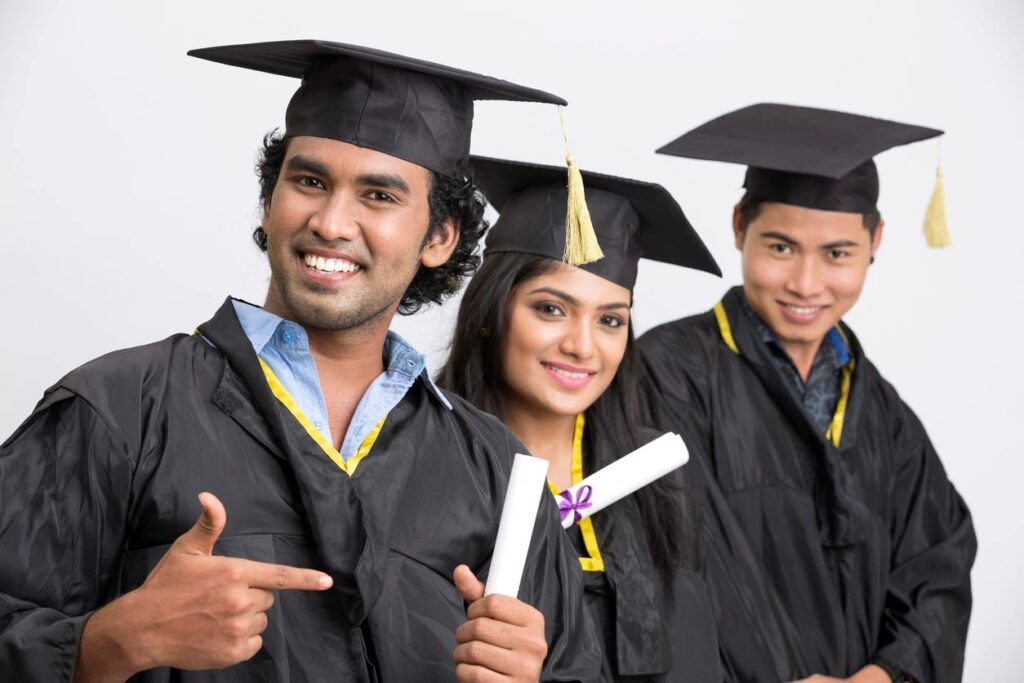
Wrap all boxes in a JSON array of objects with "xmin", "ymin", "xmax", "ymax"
[
  {"xmin": 75, "ymin": 590, "xmax": 153, "ymax": 682},
  {"xmin": 855, "ymin": 663, "xmax": 894, "ymax": 683}
]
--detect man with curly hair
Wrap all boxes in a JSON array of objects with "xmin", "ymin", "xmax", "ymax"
[{"xmin": 0, "ymin": 41, "xmax": 600, "ymax": 682}]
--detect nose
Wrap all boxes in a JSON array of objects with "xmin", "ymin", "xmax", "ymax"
[
  {"xmin": 785, "ymin": 255, "xmax": 825, "ymax": 300},
  {"xmin": 307, "ymin": 191, "xmax": 360, "ymax": 243},
  {"xmin": 558, "ymin": 317, "xmax": 596, "ymax": 361}
]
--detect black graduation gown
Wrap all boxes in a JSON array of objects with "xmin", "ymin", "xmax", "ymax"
[
  {"xmin": 0, "ymin": 298, "xmax": 601, "ymax": 682},
  {"xmin": 569, "ymin": 427, "xmax": 722, "ymax": 683},
  {"xmin": 638, "ymin": 287, "xmax": 976, "ymax": 683}
]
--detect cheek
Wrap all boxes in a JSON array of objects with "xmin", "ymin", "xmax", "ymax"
[
  {"xmin": 591, "ymin": 333, "xmax": 628, "ymax": 390},
  {"xmin": 831, "ymin": 267, "xmax": 870, "ymax": 301},
  {"xmin": 742, "ymin": 252, "xmax": 785, "ymax": 291},
  {"xmin": 501, "ymin": 309, "xmax": 547, "ymax": 373}
]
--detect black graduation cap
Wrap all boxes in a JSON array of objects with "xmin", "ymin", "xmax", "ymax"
[
  {"xmin": 655, "ymin": 103, "xmax": 944, "ymax": 217},
  {"xmin": 472, "ymin": 156, "xmax": 721, "ymax": 290},
  {"xmin": 188, "ymin": 40, "xmax": 567, "ymax": 178}
]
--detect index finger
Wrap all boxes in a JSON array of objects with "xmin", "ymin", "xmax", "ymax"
[
  {"xmin": 466, "ymin": 594, "xmax": 540, "ymax": 628},
  {"xmin": 228, "ymin": 558, "xmax": 334, "ymax": 591}
]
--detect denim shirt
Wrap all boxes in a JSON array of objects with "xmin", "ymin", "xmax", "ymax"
[{"xmin": 231, "ymin": 300, "xmax": 452, "ymax": 460}]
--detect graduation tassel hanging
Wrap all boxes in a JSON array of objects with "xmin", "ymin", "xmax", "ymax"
[
  {"xmin": 558, "ymin": 106, "xmax": 604, "ymax": 266},
  {"xmin": 923, "ymin": 142, "xmax": 952, "ymax": 248}
]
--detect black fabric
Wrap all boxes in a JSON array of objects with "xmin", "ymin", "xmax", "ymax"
[
  {"xmin": 638, "ymin": 290, "xmax": 976, "ymax": 682},
  {"xmin": 189, "ymin": 41, "xmax": 566, "ymax": 177},
  {"xmin": 656, "ymin": 103, "xmax": 942, "ymax": 213},
  {"xmin": 743, "ymin": 161, "xmax": 880, "ymax": 214},
  {"xmin": 567, "ymin": 427, "xmax": 722, "ymax": 682},
  {"xmin": 472, "ymin": 155, "xmax": 721, "ymax": 287},
  {"xmin": 0, "ymin": 298, "xmax": 601, "ymax": 682}
]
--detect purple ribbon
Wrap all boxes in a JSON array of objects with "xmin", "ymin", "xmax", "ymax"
[{"xmin": 558, "ymin": 485, "xmax": 593, "ymax": 524}]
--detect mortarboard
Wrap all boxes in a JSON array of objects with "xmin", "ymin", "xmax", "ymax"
[
  {"xmin": 189, "ymin": 40, "xmax": 605, "ymax": 261},
  {"xmin": 472, "ymin": 156, "xmax": 721, "ymax": 290},
  {"xmin": 656, "ymin": 103, "xmax": 951, "ymax": 247},
  {"xmin": 188, "ymin": 40, "xmax": 566, "ymax": 178}
]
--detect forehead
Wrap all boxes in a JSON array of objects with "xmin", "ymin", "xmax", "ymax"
[
  {"xmin": 515, "ymin": 261, "xmax": 631, "ymax": 305},
  {"xmin": 749, "ymin": 201, "xmax": 868, "ymax": 242},
  {"xmin": 284, "ymin": 135, "xmax": 432, "ymax": 188}
]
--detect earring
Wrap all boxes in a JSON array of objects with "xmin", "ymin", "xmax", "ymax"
[{"xmin": 870, "ymin": 256, "xmax": 876, "ymax": 265}]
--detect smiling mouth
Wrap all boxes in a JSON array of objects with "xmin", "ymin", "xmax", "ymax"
[
  {"xmin": 782, "ymin": 303, "xmax": 824, "ymax": 315},
  {"xmin": 541, "ymin": 362, "xmax": 596, "ymax": 380},
  {"xmin": 302, "ymin": 252, "xmax": 361, "ymax": 274}
]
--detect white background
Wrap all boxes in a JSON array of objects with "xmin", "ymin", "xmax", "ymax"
[{"xmin": 1, "ymin": 1, "xmax": 1021, "ymax": 679}]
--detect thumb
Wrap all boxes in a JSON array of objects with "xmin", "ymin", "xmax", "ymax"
[
  {"xmin": 453, "ymin": 564, "xmax": 485, "ymax": 604},
  {"xmin": 173, "ymin": 492, "xmax": 227, "ymax": 556}
]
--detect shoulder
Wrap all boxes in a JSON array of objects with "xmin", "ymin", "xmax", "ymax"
[
  {"xmin": 437, "ymin": 389, "xmax": 527, "ymax": 456},
  {"xmin": 638, "ymin": 310, "xmax": 724, "ymax": 383},
  {"xmin": 40, "ymin": 333, "xmax": 221, "ymax": 453},
  {"xmin": 638, "ymin": 310, "xmax": 720, "ymax": 357}
]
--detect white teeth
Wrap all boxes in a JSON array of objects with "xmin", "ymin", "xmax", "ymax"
[
  {"xmin": 303, "ymin": 253, "xmax": 360, "ymax": 273},
  {"xmin": 786, "ymin": 304, "xmax": 820, "ymax": 315},
  {"xmin": 545, "ymin": 364, "xmax": 589, "ymax": 379}
]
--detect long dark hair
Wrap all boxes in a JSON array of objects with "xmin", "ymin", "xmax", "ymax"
[{"xmin": 437, "ymin": 252, "xmax": 684, "ymax": 587}]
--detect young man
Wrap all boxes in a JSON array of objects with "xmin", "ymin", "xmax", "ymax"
[
  {"xmin": 640, "ymin": 104, "xmax": 976, "ymax": 683},
  {"xmin": 0, "ymin": 40, "xmax": 600, "ymax": 682}
]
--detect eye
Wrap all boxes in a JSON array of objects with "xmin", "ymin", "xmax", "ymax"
[
  {"xmin": 769, "ymin": 243, "xmax": 793, "ymax": 255},
  {"xmin": 365, "ymin": 190, "xmax": 397, "ymax": 203},
  {"xmin": 827, "ymin": 248, "xmax": 852, "ymax": 260},
  {"xmin": 295, "ymin": 175, "xmax": 326, "ymax": 190},
  {"xmin": 599, "ymin": 314, "xmax": 626, "ymax": 329},
  {"xmin": 532, "ymin": 302, "xmax": 565, "ymax": 318}
]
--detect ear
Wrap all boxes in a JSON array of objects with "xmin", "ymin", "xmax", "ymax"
[
  {"xmin": 732, "ymin": 205, "xmax": 745, "ymax": 251},
  {"xmin": 870, "ymin": 219, "xmax": 885, "ymax": 257},
  {"xmin": 421, "ymin": 216, "xmax": 460, "ymax": 268}
]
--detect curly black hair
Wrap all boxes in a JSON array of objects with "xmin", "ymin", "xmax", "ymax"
[{"xmin": 253, "ymin": 130, "xmax": 489, "ymax": 315}]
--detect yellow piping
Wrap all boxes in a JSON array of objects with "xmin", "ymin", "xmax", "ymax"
[{"xmin": 258, "ymin": 358, "xmax": 385, "ymax": 476}]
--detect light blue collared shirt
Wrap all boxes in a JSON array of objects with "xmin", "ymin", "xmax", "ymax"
[{"xmin": 231, "ymin": 300, "xmax": 451, "ymax": 460}]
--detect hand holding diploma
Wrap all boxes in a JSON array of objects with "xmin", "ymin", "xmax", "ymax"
[
  {"xmin": 555, "ymin": 432, "xmax": 689, "ymax": 528},
  {"xmin": 452, "ymin": 565, "xmax": 547, "ymax": 682},
  {"xmin": 451, "ymin": 454, "xmax": 550, "ymax": 682}
]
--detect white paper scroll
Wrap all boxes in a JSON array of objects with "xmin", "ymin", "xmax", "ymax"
[
  {"xmin": 484, "ymin": 453, "xmax": 550, "ymax": 598},
  {"xmin": 557, "ymin": 432, "xmax": 689, "ymax": 529}
]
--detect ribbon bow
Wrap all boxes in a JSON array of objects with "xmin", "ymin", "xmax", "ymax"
[{"xmin": 558, "ymin": 485, "xmax": 593, "ymax": 525}]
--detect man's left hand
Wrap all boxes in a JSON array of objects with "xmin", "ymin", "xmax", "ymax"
[{"xmin": 452, "ymin": 564, "xmax": 548, "ymax": 682}]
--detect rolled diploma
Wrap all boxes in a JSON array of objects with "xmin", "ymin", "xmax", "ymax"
[
  {"xmin": 484, "ymin": 453, "xmax": 550, "ymax": 597},
  {"xmin": 558, "ymin": 432, "xmax": 689, "ymax": 529}
]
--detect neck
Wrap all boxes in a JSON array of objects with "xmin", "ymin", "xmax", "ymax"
[
  {"xmin": 262, "ymin": 289, "xmax": 392, "ymax": 398},
  {"xmin": 779, "ymin": 338, "xmax": 823, "ymax": 383},
  {"xmin": 503, "ymin": 398, "xmax": 577, "ymax": 490}
]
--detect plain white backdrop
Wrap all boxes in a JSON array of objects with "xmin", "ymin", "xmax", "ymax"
[{"xmin": 1, "ymin": 1, "xmax": 1021, "ymax": 678}]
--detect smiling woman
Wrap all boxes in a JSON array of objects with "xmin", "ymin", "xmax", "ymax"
[{"xmin": 437, "ymin": 156, "xmax": 723, "ymax": 681}]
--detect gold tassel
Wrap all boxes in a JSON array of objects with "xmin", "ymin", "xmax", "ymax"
[
  {"xmin": 923, "ymin": 164, "xmax": 952, "ymax": 248},
  {"xmin": 558, "ymin": 106, "xmax": 603, "ymax": 266}
]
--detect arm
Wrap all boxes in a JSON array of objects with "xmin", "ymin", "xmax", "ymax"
[
  {"xmin": 872, "ymin": 397, "xmax": 976, "ymax": 683},
  {"xmin": 0, "ymin": 389, "xmax": 333, "ymax": 682},
  {"xmin": 0, "ymin": 389, "xmax": 133, "ymax": 681}
]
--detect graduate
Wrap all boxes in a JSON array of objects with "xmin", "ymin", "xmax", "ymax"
[
  {"xmin": 437, "ymin": 156, "xmax": 723, "ymax": 681},
  {"xmin": 0, "ymin": 40, "xmax": 603, "ymax": 682},
  {"xmin": 640, "ymin": 104, "xmax": 977, "ymax": 683}
]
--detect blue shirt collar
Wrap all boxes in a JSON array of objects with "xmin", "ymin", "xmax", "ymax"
[{"xmin": 230, "ymin": 299, "xmax": 452, "ymax": 410}]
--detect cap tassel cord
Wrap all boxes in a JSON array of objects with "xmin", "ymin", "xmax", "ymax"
[
  {"xmin": 558, "ymin": 106, "xmax": 603, "ymax": 265},
  {"xmin": 923, "ymin": 141, "xmax": 951, "ymax": 248}
]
